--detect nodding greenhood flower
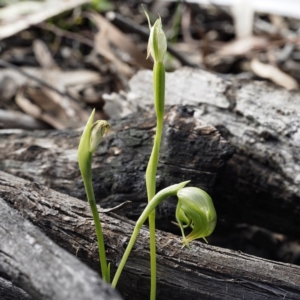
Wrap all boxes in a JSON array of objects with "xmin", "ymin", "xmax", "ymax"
[
  {"xmin": 143, "ymin": 7, "xmax": 167, "ymax": 63},
  {"xmin": 176, "ymin": 187, "xmax": 217, "ymax": 247}
]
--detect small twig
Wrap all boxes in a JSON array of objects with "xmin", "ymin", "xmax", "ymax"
[
  {"xmin": 105, "ymin": 11, "xmax": 202, "ymax": 69},
  {"xmin": 36, "ymin": 23, "xmax": 95, "ymax": 48},
  {"xmin": 0, "ymin": 59, "xmax": 79, "ymax": 102}
]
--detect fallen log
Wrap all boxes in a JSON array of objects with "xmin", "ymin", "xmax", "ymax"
[
  {"xmin": 0, "ymin": 105, "xmax": 233, "ymax": 231},
  {"xmin": 119, "ymin": 67, "xmax": 300, "ymax": 238},
  {"xmin": 1, "ymin": 68, "xmax": 299, "ymax": 238},
  {"xmin": 1, "ymin": 171, "xmax": 300, "ymax": 300},
  {"xmin": 0, "ymin": 196, "xmax": 122, "ymax": 300}
]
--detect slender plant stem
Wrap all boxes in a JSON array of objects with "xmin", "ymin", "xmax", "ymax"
[
  {"xmin": 111, "ymin": 222, "xmax": 142, "ymax": 288},
  {"xmin": 82, "ymin": 153, "xmax": 109, "ymax": 283},
  {"xmin": 111, "ymin": 182, "xmax": 188, "ymax": 288},
  {"xmin": 145, "ymin": 61, "xmax": 165, "ymax": 300}
]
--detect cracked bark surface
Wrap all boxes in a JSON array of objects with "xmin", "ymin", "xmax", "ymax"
[
  {"xmin": 1, "ymin": 171, "xmax": 300, "ymax": 300},
  {"xmin": 1, "ymin": 67, "xmax": 300, "ymax": 299},
  {"xmin": 0, "ymin": 105, "xmax": 233, "ymax": 231},
  {"xmin": 0, "ymin": 276, "xmax": 33, "ymax": 300},
  {"xmin": 0, "ymin": 195, "xmax": 122, "ymax": 300},
  {"xmin": 1, "ymin": 67, "xmax": 299, "ymax": 238},
  {"xmin": 127, "ymin": 68, "xmax": 300, "ymax": 238}
]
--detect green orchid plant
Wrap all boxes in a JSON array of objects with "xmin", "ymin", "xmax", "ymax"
[
  {"xmin": 111, "ymin": 182, "xmax": 217, "ymax": 289},
  {"xmin": 77, "ymin": 8, "xmax": 217, "ymax": 300},
  {"xmin": 78, "ymin": 109, "xmax": 110, "ymax": 283},
  {"xmin": 143, "ymin": 8, "xmax": 167, "ymax": 300}
]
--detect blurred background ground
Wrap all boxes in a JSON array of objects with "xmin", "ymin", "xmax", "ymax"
[{"xmin": 1, "ymin": 0, "xmax": 300, "ymax": 266}]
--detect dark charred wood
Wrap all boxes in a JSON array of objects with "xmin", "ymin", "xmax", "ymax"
[
  {"xmin": 0, "ymin": 276, "xmax": 33, "ymax": 300},
  {"xmin": 0, "ymin": 105, "xmax": 233, "ymax": 232},
  {"xmin": 1, "ymin": 66, "xmax": 299, "ymax": 239},
  {"xmin": 1, "ymin": 171, "xmax": 300, "ymax": 300},
  {"xmin": 124, "ymin": 68, "xmax": 300, "ymax": 238},
  {"xmin": 0, "ymin": 195, "xmax": 122, "ymax": 300}
]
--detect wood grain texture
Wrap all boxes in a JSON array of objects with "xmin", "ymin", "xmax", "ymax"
[
  {"xmin": 127, "ymin": 68, "xmax": 300, "ymax": 237},
  {"xmin": 1, "ymin": 67, "xmax": 299, "ymax": 237},
  {"xmin": 0, "ymin": 195, "xmax": 122, "ymax": 300},
  {"xmin": 0, "ymin": 276, "xmax": 33, "ymax": 300},
  {"xmin": 0, "ymin": 171, "xmax": 300, "ymax": 300},
  {"xmin": 0, "ymin": 105, "xmax": 233, "ymax": 229}
]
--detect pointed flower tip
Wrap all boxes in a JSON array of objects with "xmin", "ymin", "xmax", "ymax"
[
  {"xmin": 174, "ymin": 180, "xmax": 190, "ymax": 194},
  {"xmin": 143, "ymin": 7, "xmax": 167, "ymax": 63},
  {"xmin": 78, "ymin": 109, "xmax": 96, "ymax": 157},
  {"xmin": 78, "ymin": 109, "xmax": 98, "ymax": 177},
  {"xmin": 142, "ymin": 4, "xmax": 151, "ymax": 30}
]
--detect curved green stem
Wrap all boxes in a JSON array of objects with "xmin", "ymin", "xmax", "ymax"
[
  {"xmin": 82, "ymin": 153, "xmax": 109, "ymax": 283},
  {"xmin": 145, "ymin": 61, "xmax": 165, "ymax": 300},
  {"xmin": 111, "ymin": 182, "xmax": 189, "ymax": 288}
]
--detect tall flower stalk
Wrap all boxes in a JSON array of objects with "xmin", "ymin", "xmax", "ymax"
[
  {"xmin": 78, "ymin": 109, "xmax": 111, "ymax": 283},
  {"xmin": 77, "ymin": 9, "xmax": 217, "ymax": 299},
  {"xmin": 143, "ymin": 8, "xmax": 167, "ymax": 300},
  {"xmin": 111, "ymin": 181, "xmax": 189, "ymax": 288}
]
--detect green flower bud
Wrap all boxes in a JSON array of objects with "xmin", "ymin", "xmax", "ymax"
[
  {"xmin": 78, "ymin": 109, "xmax": 110, "ymax": 179},
  {"xmin": 90, "ymin": 120, "xmax": 110, "ymax": 153},
  {"xmin": 143, "ymin": 7, "xmax": 167, "ymax": 63},
  {"xmin": 176, "ymin": 187, "xmax": 217, "ymax": 247}
]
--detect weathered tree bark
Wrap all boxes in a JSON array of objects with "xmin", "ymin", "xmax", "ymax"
[
  {"xmin": 1, "ymin": 171, "xmax": 300, "ymax": 300},
  {"xmin": 1, "ymin": 68, "xmax": 299, "ymax": 238},
  {"xmin": 0, "ymin": 105, "xmax": 233, "ymax": 231},
  {"xmin": 0, "ymin": 196, "xmax": 122, "ymax": 300},
  {"xmin": 0, "ymin": 276, "xmax": 33, "ymax": 300},
  {"xmin": 123, "ymin": 68, "xmax": 300, "ymax": 238}
]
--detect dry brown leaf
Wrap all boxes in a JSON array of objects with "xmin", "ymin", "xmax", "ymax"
[
  {"xmin": 96, "ymin": 27, "xmax": 132, "ymax": 75},
  {"xmin": 33, "ymin": 40, "xmax": 58, "ymax": 69},
  {"xmin": 62, "ymin": 70, "xmax": 103, "ymax": 86},
  {"xmin": 26, "ymin": 86, "xmax": 62, "ymax": 113},
  {"xmin": 91, "ymin": 18, "xmax": 133, "ymax": 76},
  {"xmin": 0, "ymin": 68, "xmax": 102, "ymax": 90},
  {"xmin": 0, "ymin": 108, "xmax": 49, "ymax": 130},
  {"xmin": 217, "ymin": 36, "xmax": 268, "ymax": 57},
  {"xmin": 251, "ymin": 58, "xmax": 299, "ymax": 90},
  {"xmin": 0, "ymin": 1, "xmax": 43, "ymax": 24},
  {"xmin": 31, "ymin": 40, "xmax": 89, "ymax": 123},
  {"xmin": 67, "ymin": 84, "xmax": 100, "ymax": 104},
  {"xmin": 88, "ymin": 12, "xmax": 151, "ymax": 75},
  {"xmin": 15, "ymin": 87, "xmax": 65, "ymax": 129},
  {"xmin": 0, "ymin": 0, "xmax": 91, "ymax": 40},
  {"xmin": 104, "ymin": 12, "xmax": 152, "ymax": 69}
]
